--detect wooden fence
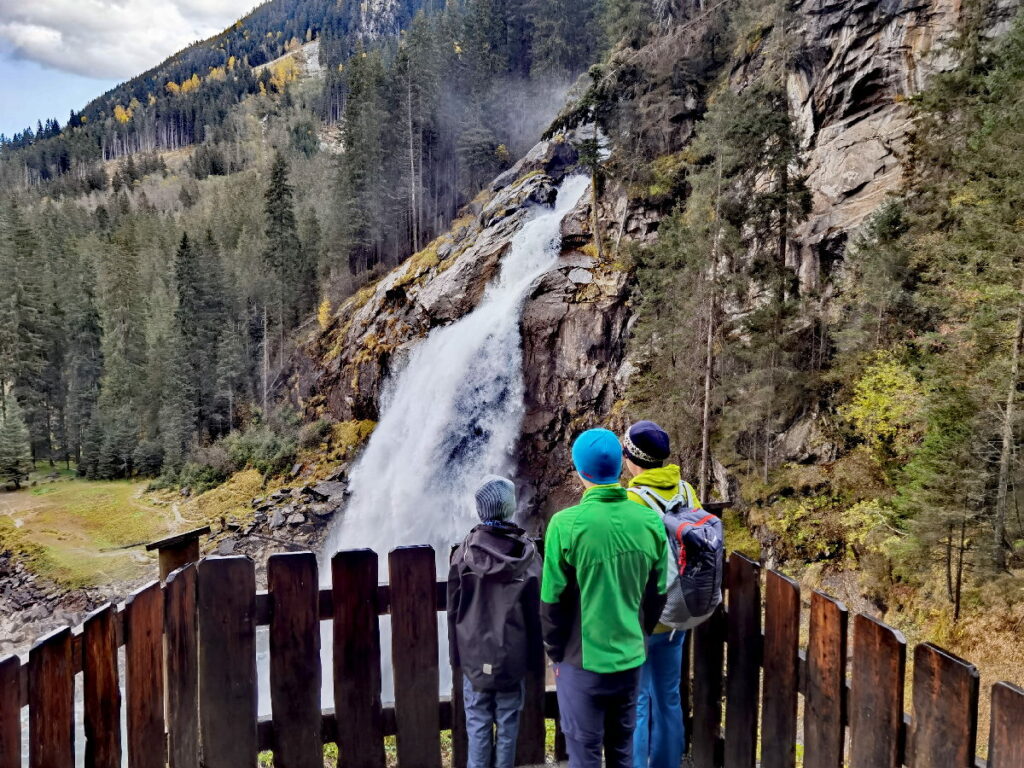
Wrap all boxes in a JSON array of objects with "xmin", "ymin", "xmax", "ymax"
[{"xmin": 0, "ymin": 546, "xmax": 1021, "ymax": 768}]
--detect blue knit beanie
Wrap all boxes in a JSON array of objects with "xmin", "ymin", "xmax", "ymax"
[
  {"xmin": 475, "ymin": 475, "xmax": 516, "ymax": 522},
  {"xmin": 572, "ymin": 429, "xmax": 622, "ymax": 485}
]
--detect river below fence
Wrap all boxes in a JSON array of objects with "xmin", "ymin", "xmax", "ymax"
[{"xmin": 3, "ymin": 546, "xmax": 1023, "ymax": 768}]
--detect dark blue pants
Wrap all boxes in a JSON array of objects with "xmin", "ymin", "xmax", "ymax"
[{"xmin": 554, "ymin": 662, "xmax": 642, "ymax": 768}]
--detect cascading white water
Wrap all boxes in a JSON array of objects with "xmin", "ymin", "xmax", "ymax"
[
  {"xmin": 255, "ymin": 173, "xmax": 590, "ymax": 716},
  {"xmin": 322, "ymin": 173, "xmax": 590, "ymax": 564}
]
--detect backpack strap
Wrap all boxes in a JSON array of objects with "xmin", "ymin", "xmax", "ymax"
[
  {"xmin": 631, "ymin": 485, "xmax": 668, "ymax": 512},
  {"xmin": 632, "ymin": 485, "xmax": 687, "ymax": 514}
]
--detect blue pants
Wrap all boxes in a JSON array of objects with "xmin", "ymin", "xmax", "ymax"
[
  {"xmin": 555, "ymin": 662, "xmax": 641, "ymax": 768},
  {"xmin": 463, "ymin": 677, "xmax": 525, "ymax": 768},
  {"xmin": 633, "ymin": 631, "xmax": 686, "ymax": 768}
]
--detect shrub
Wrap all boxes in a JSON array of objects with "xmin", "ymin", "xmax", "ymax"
[
  {"xmin": 223, "ymin": 419, "xmax": 298, "ymax": 478},
  {"xmin": 298, "ymin": 419, "xmax": 332, "ymax": 450}
]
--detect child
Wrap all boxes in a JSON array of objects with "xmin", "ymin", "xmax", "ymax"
[{"xmin": 447, "ymin": 475, "xmax": 543, "ymax": 768}]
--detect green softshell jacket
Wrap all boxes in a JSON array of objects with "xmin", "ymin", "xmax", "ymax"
[{"xmin": 540, "ymin": 484, "xmax": 669, "ymax": 673}]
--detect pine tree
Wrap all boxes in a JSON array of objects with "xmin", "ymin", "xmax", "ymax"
[
  {"xmin": 262, "ymin": 152, "xmax": 303, "ymax": 327},
  {"xmin": 215, "ymin": 324, "xmax": 247, "ymax": 434},
  {"xmin": 298, "ymin": 210, "xmax": 322, "ymax": 316},
  {"xmin": 0, "ymin": 391, "xmax": 32, "ymax": 489},
  {"xmin": 172, "ymin": 232, "xmax": 202, "ymax": 440},
  {"xmin": 3, "ymin": 201, "xmax": 49, "ymax": 460}
]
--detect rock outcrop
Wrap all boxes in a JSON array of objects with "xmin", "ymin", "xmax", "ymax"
[{"xmin": 785, "ymin": 0, "xmax": 1019, "ymax": 291}]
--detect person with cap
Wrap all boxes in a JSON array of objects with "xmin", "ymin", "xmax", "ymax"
[
  {"xmin": 447, "ymin": 475, "xmax": 543, "ymax": 768},
  {"xmin": 541, "ymin": 429, "xmax": 669, "ymax": 768},
  {"xmin": 622, "ymin": 420, "xmax": 701, "ymax": 768}
]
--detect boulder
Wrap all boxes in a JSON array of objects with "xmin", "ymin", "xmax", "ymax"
[
  {"xmin": 311, "ymin": 481, "xmax": 347, "ymax": 502},
  {"xmin": 217, "ymin": 538, "xmax": 237, "ymax": 556},
  {"xmin": 286, "ymin": 512, "xmax": 306, "ymax": 526}
]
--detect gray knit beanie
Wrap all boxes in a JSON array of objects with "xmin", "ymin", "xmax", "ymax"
[{"xmin": 475, "ymin": 475, "xmax": 516, "ymax": 523}]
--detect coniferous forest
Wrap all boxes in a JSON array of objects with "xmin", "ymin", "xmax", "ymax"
[
  {"xmin": 2, "ymin": 0, "xmax": 1024, "ymax": 702},
  {"xmin": 0, "ymin": 0, "xmax": 612, "ymax": 486}
]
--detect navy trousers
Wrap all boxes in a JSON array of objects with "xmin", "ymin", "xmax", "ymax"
[{"xmin": 554, "ymin": 662, "xmax": 642, "ymax": 768}]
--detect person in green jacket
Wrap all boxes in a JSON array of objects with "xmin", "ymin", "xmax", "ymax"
[
  {"xmin": 541, "ymin": 428, "xmax": 669, "ymax": 768},
  {"xmin": 622, "ymin": 420, "xmax": 699, "ymax": 768}
]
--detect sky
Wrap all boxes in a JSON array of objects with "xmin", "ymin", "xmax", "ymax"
[{"xmin": 0, "ymin": 0, "xmax": 259, "ymax": 138}]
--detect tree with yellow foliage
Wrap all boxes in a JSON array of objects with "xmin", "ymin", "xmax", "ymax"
[
  {"xmin": 317, "ymin": 299, "xmax": 332, "ymax": 331},
  {"xmin": 270, "ymin": 57, "xmax": 301, "ymax": 92}
]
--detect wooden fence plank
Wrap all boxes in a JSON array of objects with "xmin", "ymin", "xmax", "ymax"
[
  {"xmin": 332, "ymin": 549, "xmax": 386, "ymax": 768},
  {"xmin": 724, "ymin": 554, "xmax": 760, "ymax": 768},
  {"xmin": 269, "ymin": 552, "xmax": 322, "ymax": 768},
  {"xmin": 125, "ymin": 581, "xmax": 165, "ymax": 768},
  {"xmin": 909, "ymin": 643, "xmax": 979, "ymax": 768},
  {"xmin": 515, "ymin": 659, "xmax": 546, "ymax": 766},
  {"xmin": 680, "ymin": 630, "xmax": 692, "ymax": 743},
  {"xmin": 516, "ymin": 537, "xmax": 545, "ymax": 768},
  {"xmin": 761, "ymin": 570, "xmax": 799, "ymax": 768},
  {"xmin": 451, "ymin": 665, "xmax": 468, "ymax": 768},
  {"xmin": 165, "ymin": 564, "xmax": 199, "ymax": 768},
  {"xmin": 849, "ymin": 614, "xmax": 905, "ymax": 768},
  {"xmin": 691, "ymin": 602, "xmax": 726, "ymax": 768},
  {"xmin": 83, "ymin": 604, "xmax": 121, "ymax": 768},
  {"xmin": 803, "ymin": 591, "xmax": 848, "ymax": 768},
  {"xmin": 389, "ymin": 546, "xmax": 442, "ymax": 768},
  {"xmin": 199, "ymin": 556, "xmax": 258, "ymax": 768},
  {"xmin": 989, "ymin": 682, "xmax": 1024, "ymax": 768},
  {"xmin": 0, "ymin": 656, "xmax": 20, "ymax": 768},
  {"xmin": 29, "ymin": 627, "xmax": 74, "ymax": 768}
]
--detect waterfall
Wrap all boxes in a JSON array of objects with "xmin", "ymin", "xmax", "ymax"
[
  {"xmin": 321, "ymin": 173, "xmax": 590, "ymax": 565},
  {"xmin": 254, "ymin": 173, "xmax": 590, "ymax": 716}
]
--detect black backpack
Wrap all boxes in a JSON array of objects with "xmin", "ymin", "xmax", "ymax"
[{"xmin": 632, "ymin": 483, "xmax": 724, "ymax": 630}]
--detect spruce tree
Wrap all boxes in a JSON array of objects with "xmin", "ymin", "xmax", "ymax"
[
  {"xmin": 0, "ymin": 391, "xmax": 32, "ymax": 489},
  {"xmin": 262, "ymin": 152, "xmax": 303, "ymax": 328},
  {"xmin": 3, "ymin": 202, "xmax": 49, "ymax": 459}
]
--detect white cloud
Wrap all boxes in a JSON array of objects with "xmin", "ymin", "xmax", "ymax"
[{"xmin": 0, "ymin": 0, "xmax": 259, "ymax": 80}]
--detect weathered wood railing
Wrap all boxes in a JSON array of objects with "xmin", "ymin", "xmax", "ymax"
[{"xmin": 0, "ymin": 547, "xmax": 1021, "ymax": 767}]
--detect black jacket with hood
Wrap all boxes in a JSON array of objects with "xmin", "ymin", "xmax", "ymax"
[{"xmin": 447, "ymin": 522, "xmax": 543, "ymax": 692}]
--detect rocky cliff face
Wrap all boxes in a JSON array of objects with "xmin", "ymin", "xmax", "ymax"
[
  {"xmin": 287, "ymin": 0, "xmax": 1017, "ymax": 525},
  {"xmin": 787, "ymin": 0, "xmax": 1018, "ymax": 291}
]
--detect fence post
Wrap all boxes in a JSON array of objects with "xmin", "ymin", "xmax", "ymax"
[
  {"xmin": 147, "ymin": 526, "xmax": 210, "ymax": 581},
  {"xmin": 198, "ymin": 556, "xmax": 258, "ymax": 768},
  {"xmin": 516, "ymin": 538, "xmax": 545, "ymax": 767},
  {"xmin": 389, "ymin": 546, "xmax": 441, "ymax": 768},
  {"xmin": 848, "ymin": 615, "xmax": 905, "ymax": 768},
  {"xmin": 164, "ymin": 564, "xmax": 199, "ymax": 768},
  {"xmin": 724, "ymin": 554, "xmax": 760, "ymax": 768},
  {"xmin": 804, "ymin": 591, "xmax": 848, "ymax": 768},
  {"xmin": 84, "ymin": 604, "xmax": 121, "ymax": 768},
  {"xmin": 691, "ymin": 602, "xmax": 725, "ymax": 768},
  {"xmin": 989, "ymin": 682, "xmax": 1024, "ymax": 768},
  {"xmin": 29, "ymin": 627, "xmax": 74, "ymax": 768},
  {"xmin": 761, "ymin": 570, "xmax": 800, "ymax": 768},
  {"xmin": 125, "ymin": 581, "xmax": 165, "ymax": 768},
  {"xmin": 0, "ymin": 655, "xmax": 21, "ymax": 768},
  {"xmin": 332, "ymin": 549, "xmax": 386, "ymax": 768},
  {"xmin": 268, "ymin": 552, "xmax": 322, "ymax": 768},
  {"xmin": 909, "ymin": 644, "xmax": 979, "ymax": 768}
]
